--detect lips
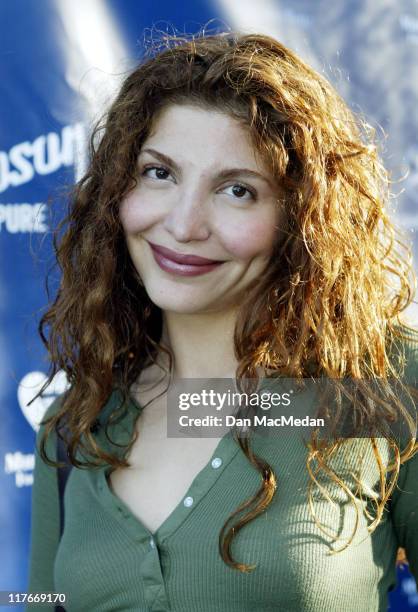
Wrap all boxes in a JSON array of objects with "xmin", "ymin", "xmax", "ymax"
[
  {"xmin": 147, "ymin": 241, "xmax": 221, "ymax": 265},
  {"xmin": 147, "ymin": 240, "xmax": 225, "ymax": 277}
]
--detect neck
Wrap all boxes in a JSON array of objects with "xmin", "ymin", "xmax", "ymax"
[{"xmin": 158, "ymin": 307, "xmax": 239, "ymax": 380}]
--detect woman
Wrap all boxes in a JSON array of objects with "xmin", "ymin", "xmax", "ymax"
[{"xmin": 27, "ymin": 31, "xmax": 418, "ymax": 611}]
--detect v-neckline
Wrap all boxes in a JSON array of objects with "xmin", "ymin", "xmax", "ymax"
[{"xmin": 98, "ymin": 391, "xmax": 241, "ymax": 545}]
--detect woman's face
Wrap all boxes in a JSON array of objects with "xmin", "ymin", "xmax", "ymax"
[{"xmin": 119, "ymin": 103, "xmax": 283, "ymax": 314}]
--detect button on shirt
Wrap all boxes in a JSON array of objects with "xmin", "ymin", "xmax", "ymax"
[{"xmin": 26, "ymin": 332, "xmax": 418, "ymax": 611}]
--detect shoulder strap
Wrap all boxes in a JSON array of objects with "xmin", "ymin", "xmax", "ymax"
[
  {"xmin": 56, "ymin": 423, "xmax": 73, "ymax": 540},
  {"xmin": 55, "ymin": 423, "xmax": 72, "ymax": 612},
  {"xmin": 56, "ymin": 416, "xmax": 101, "ymax": 538}
]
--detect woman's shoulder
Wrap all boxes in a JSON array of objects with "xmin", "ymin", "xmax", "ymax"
[
  {"xmin": 39, "ymin": 384, "xmax": 131, "ymax": 427},
  {"xmin": 39, "ymin": 392, "xmax": 67, "ymax": 429},
  {"xmin": 388, "ymin": 320, "xmax": 418, "ymax": 384},
  {"xmin": 36, "ymin": 386, "xmax": 124, "ymax": 455},
  {"xmin": 391, "ymin": 320, "xmax": 418, "ymax": 345}
]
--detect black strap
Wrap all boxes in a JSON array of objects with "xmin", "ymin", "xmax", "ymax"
[
  {"xmin": 56, "ymin": 424, "xmax": 73, "ymax": 539},
  {"xmin": 55, "ymin": 424, "xmax": 73, "ymax": 612}
]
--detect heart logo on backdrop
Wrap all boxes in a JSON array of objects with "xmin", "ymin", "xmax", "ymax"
[{"xmin": 18, "ymin": 370, "xmax": 70, "ymax": 432}]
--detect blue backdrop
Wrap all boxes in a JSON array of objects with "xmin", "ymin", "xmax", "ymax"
[{"xmin": 1, "ymin": 1, "xmax": 417, "ymax": 609}]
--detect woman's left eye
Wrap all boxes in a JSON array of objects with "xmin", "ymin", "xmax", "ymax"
[
  {"xmin": 223, "ymin": 184, "xmax": 256, "ymax": 201},
  {"xmin": 141, "ymin": 165, "xmax": 173, "ymax": 180}
]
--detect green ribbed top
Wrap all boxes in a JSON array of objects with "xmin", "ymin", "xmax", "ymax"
[{"xmin": 26, "ymin": 331, "xmax": 418, "ymax": 611}]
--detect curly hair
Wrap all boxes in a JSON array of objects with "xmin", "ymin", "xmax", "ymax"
[{"xmin": 29, "ymin": 30, "xmax": 418, "ymax": 573}]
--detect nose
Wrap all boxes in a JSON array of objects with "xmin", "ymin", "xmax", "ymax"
[{"xmin": 163, "ymin": 185, "xmax": 211, "ymax": 242}]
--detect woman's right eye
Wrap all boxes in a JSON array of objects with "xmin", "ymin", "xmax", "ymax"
[{"xmin": 142, "ymin": 165, "xmax": 172, "ymax": 181}]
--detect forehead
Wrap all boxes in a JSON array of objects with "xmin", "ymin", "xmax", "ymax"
[{"xmin": 141, "ymin": 103, "xmax": 270, "ymax": 170}]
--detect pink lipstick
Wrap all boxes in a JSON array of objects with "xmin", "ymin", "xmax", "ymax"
[{"xmin": 147, "ymin": 241, "xmax": 225, "ymax": 277}]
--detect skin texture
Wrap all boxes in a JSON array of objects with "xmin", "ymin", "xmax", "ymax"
[{"xmin": 119, "ymin": 103, "xmax": 283, "ymax": 378}]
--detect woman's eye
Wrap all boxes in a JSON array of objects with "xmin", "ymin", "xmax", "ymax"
[
  {"xmin": 223, "ymin": 184, "xmax": 255, "ymax": 201},
  {"xmin": 142, "ymin": 166, "xmax": 172, "ymax": 181}
]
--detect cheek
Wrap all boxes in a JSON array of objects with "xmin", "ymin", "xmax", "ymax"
[
  {"xmin": 219, "ymin": 215, "xmax": 279, "ymax": 260},
  {"xmin": 119, "ymin": 190, "xmax": 156, "ymax": 234}
]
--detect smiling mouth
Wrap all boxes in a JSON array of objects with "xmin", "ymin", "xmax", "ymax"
[{"xmin": 147, "ymin": 241, "xmax": 226, "ymax": 277}]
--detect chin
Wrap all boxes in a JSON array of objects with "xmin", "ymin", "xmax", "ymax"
[{"xmin": 143, "ymin": 284, "xmax": 212, "ymax": 314}]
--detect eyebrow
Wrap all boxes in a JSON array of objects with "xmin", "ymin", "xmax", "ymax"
[{"xmin": 139, "ymin": 147, "xmax": 274, "ymax": 188}]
